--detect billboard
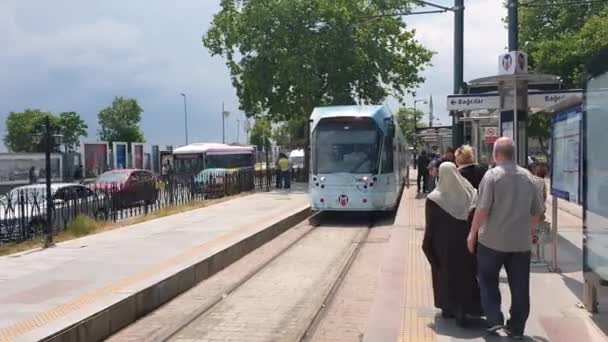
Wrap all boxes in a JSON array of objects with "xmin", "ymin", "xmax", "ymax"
[
  {"xmin": 132, "ymin": 143, "xmax": 144, "ymax": 169},
  {"xmin": 81, "ymin": 142, "xmax": 109, "ymax": 178},
  {"xmin": 551, "ymin": 105, "xmax": 582, "ymax": 204},
  {"xmin": 113, "ymin": 142, "xmax": 128, "ymax": 169},
  {"xmin": 583, "ymin": 55, "xmax": 608, "ymax": 283}
]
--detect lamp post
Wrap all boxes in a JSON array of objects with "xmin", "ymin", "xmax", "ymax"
[
  {"xmin": 32, "ymin": 116, "xmax": 62, "ymax": 248},
  {"xmin": 222, "ymin": 102, "xmax": 231, "ymax": 144},
  {"xmin": 180, "ymin": 93, "xmax": 188, "ymax": 145},
  {"xmin": 236, "ymin": 118, "xmax": 241, "ymax": 144}
]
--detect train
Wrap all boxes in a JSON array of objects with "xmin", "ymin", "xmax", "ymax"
[{"xmin": 309, "ymin": 105, "xmax": 409, "ymax": 212}]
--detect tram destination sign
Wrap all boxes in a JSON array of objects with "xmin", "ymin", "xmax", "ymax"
[
  {"xmin": 447, "ymin": 95, "xmax": 499, "ymax": 111},
  {"xmin": 447, "ymin": 90, "xmax": 582, "ymax": 111}
]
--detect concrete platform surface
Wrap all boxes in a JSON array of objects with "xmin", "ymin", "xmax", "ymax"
[
  {"xmin": 365, "ymin": 183, "xmax": 608, "ymax": 342},
  {"xmin": 0, "ymin": 189, "xmax": 308, "ymax": 342}
]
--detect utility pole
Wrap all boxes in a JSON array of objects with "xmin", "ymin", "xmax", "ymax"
[
  {"xmin": 222, "ymin": 102, "xmax": 225, "ymax": 144},
  {"xmin": 43, "ymin": 116, "xmax": 53, "ymax": 248},
  {"xmin": 508, "ymin": 0, "xmax": 519, "ymax": 51},
  {"xmin": 180, "ymin": 93, "xmax": 188, "ymax": 145},
  {"xmin": 452, "ymin": 0, "xmax": 464, "ymax": 147},
  {"xmin": 236, "ymin": 118, "xmax": 240, "ymax": 144}
]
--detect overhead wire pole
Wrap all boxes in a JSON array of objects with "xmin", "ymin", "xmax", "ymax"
[{"xmin": 452, "ymin": 0, "xmax": 464, "ymax": 148}]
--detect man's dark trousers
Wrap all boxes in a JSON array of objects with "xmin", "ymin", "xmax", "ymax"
[
  {"xmin": 477, "ymin": 243, "xmax": 531, "ymax": 334},
  {"xmin": 417, "ymin": 169, "xmax": 428, "ymax": 192}
]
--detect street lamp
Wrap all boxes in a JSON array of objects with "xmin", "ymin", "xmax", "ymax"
[
  {"xmin": 31, "ymin": 116, "xmax": 62, "ymax": 248},
  {"xmin": 221, "ymin": 102, "xmax": 231, "ymax": 144},
  {"xmin": 180, "ymin": 93, "xmax": 188, "ymax": 145}
]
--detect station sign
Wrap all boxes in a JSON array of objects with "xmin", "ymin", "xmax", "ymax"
[
  {"xmin": 446, "ymin": 95, "xmax": 500, "ymax": 111},
  {"xmin": 447, "ymin": 90, "xmax": 582, "ymax": 111}
]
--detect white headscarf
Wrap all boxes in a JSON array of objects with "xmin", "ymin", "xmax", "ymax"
[{"xmin": 427, "ymin": 162, "xmax": 477, "ymax": 221}]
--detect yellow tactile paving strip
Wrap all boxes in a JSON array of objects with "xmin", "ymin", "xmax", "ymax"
[
  {"xmin": 0, "ymin": 205, "xmax": 304, "ymax": 342},
  {"xmin": 400, "ymin": 191, "xmax": 436, "ymax": 342}
]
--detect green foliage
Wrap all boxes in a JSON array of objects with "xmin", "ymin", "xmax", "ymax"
[
  {"xmin": 396, "ymin": 107, "xmax": 426, "ymax": 148},
  {"xmin": 527, "ymin": 111, "xmax": 551, "ymax": 154},
  {"xmin": 98, "ymin": 97, "xmax": 145, "ymax": 144},
  {"xmin": 203, "ymin": 0, "xmax": 432, "ymax": 122},
  {"xmin": 272, "ymin": 117, "xmax": 307, "ymax": 149},
  {"xmin": 3, "ymin": 109, "xmax": 87, "ymax": 153},
  {"xmin": 66, "ymin": 215, "xmax": 97, "ymax": 237},
  {"xmin": 520, "ymin": 2, "xmax": 608, "ymax": 88},
  {"xmin": 58, "ymin": 112, "xmax": 88, "ymax": 152},
  {"xmin": 249, "ymin": 117, "xmax": 272, "ymax": 150}
]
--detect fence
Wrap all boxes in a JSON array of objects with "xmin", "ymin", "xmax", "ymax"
[{"xmin": 0, "ymin": 168, "xmax": 290, "ymax": 244}]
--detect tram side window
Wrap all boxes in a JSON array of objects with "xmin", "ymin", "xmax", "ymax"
[
  {"xmin": 205, "ymin": 154, "xmax": 254, "ymax": 169},
  {"xmin": 381, "ymin": 136, "xmax": 394, "ymax": 174}
]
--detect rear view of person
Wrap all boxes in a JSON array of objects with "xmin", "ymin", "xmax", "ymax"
[
  {"xmin": 467, "ymin": 137, "xmax": 544, "ymax": 338},
  {"xmin": 423, "ymin": 162, "xmax": 481, "ymax": 326},
  {"xmin": 456, "ymin": 145, "xmax": 486, "ymax": 189},
  {"xmin": 416, "ymin": 150, "xmax": 430, "ymax": 193}
]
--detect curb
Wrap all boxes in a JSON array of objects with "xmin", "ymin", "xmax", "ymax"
[{"xmin": 41, "ymin": 206, "xmax": 311, "ymax": 342}]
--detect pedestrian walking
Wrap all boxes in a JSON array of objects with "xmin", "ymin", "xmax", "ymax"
[
  {"xmin": 416, "ymin": 150, "xmax": 430, "ymax": 193},
  {"xmin": 456, "ymin": 145, "xmax": 487, "ymax": 189},
  {"xmin": 467, "ymin": 137, "xmax": 544, "ymax": 339},
  {"xmin": 423, "ymin": 162, "xmax": 482, "ymax": 327},
  {"xmin": 428, "ymin": 147, "xmax": 456, "ymax": 190}
]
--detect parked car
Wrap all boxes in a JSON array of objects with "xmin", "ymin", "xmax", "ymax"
[
  {"xmin": 0, "ymin": 183, "xmax": 109, "ymax": 239},
  {"xmin": 90, "ymin": 169, "xmax": 158, "ymax": 209}
]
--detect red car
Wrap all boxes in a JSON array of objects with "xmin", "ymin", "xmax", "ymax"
[{"xmin": 90, "ymin": 169, "xmax": 158, "ymax": 209}]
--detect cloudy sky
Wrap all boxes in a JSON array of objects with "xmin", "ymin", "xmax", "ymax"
[{"xmin": 0, "ymin": 0, "xmax": 508, "ymax": 151}]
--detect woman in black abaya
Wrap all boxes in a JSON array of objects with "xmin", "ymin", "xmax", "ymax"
[{"xmin": 422, "ymin": 162, "xmax": 482, "ymax": 326}]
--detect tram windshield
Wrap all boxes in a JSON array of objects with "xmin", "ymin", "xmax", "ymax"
[{"xmin": 313, "ymin": 118, "xmax": 381, "ymax": 174}]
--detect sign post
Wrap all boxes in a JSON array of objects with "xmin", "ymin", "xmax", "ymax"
[{"xmin": 498, "ymin": 51, "xmax": 529, "ymax": 166}]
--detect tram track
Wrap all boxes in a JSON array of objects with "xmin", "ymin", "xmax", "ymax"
[{"xmin": 111, "ymin": 211, "xmax": 389, "ymax": 342}]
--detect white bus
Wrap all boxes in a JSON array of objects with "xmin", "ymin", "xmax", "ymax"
[{"xmin": 172, "ymin": 143, "xmax": 255, "ymax": 180}]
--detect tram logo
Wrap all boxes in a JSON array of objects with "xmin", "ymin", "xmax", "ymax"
[
  {"xmin": 338, "ymin": 195, "xmax": 349, "ymax": 207},
  {"xmin": 501, "ymin": 54, "xmax": 513, "ymax": 72}
]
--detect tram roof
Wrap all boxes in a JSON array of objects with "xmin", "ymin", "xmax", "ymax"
[
  {"xmin": 173, "ymin": 143, "xmax": 254, "ymax": 155},
  {"xmin": 310, "ymin": 105, "xmax": 391, "ymax": 123}
]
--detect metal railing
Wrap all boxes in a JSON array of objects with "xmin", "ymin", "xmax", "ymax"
[{"xmin": 0, "ymin": 168, "xmax": 289, "ymax": 244}]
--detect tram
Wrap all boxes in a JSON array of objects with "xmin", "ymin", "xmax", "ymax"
[{"xmin": 309, "ymin": 105, "xmax": 409, "ymax": 212}]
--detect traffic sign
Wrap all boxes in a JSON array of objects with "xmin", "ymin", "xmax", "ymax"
[{"xmin": 484, "ymin": 127, "xmax": 498, "ymax": 144}]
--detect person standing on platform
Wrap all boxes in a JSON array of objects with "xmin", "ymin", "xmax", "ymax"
[
  {"xmin": 456, "ymin": 145, "xmax": 487, "ymax": 190},
  {"xmin": 278, "ymin": 153, "xmax": 290, "ymax": 189},
  {"xmin": 416, "ymin": 150, "xmax": 430, "ymax": 193},
  {"xmin": 422, "ymin": 162, "xmax": 481, "ymax": 327},
  {"xmin": 467, "ymin": 137, "xmax": 544, "ymax": 339}
]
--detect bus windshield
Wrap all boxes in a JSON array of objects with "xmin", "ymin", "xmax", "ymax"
[{"xmin": 313, "ymin": 118, "xmax": 381, "ymax": 174}]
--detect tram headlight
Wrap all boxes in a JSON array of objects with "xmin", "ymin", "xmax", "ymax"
[
  {"xmin": 320, "ymin": 177, "xmax": 326, "ymax": 182},
  {"xmin": 362, "ymin": 176, "xmax": 369, "ymax": 182}
]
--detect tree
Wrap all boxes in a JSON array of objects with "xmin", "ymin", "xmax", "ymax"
[
  {"xmin": 396, "ymin": 107, "xmax": 426, "ymax": 148},
  {"xmin": 98, "ymin": 97, "xmax": 145, "ymax": 144},
  {"xmin": 4, "ymin": 110, "xmax": 66, "ymax": 153},
  {"xmin": 204, "ymin": 0, "xmax": 433, "ymax": 170},
  {"xmin": 520, "ymin": 2, "xmax": 608, "ymax": 88},
  {"xmin": 58, "ymin": 112, "xmax": 88, "ymax": 152},
  {"xmin": 272, "ymin": 116, "xmax": 308, "ymax": 149},
  {"xmin": 527, "ymin": 112, "xmax": 551, "ymax": 155},
  {"xmin": 249, "ymin": 117, "xmax": 272, "ymax": 150}
]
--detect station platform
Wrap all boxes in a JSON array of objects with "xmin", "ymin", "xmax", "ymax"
[
  {"xmin": 364, "ymin": 178, "xmax": 608, "ymax": 341},
  {"xmin": 0, "ymin": 187, "xmax": 309, "ymax": 342}
]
